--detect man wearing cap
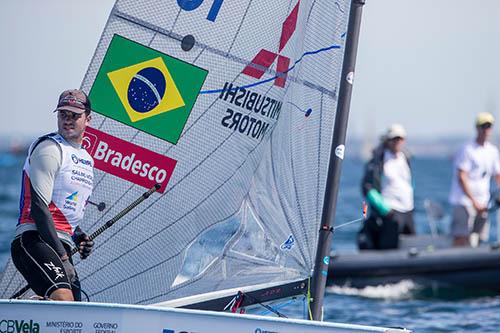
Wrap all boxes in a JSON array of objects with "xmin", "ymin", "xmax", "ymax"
[
  {"xmin": 357, "ymin": 124, "xmax": 415, "ymax": 250},
  {"xmin": 11, "ymin": 89, "xmax": 95, "ymax": 301},
  {"xmin": 449, "ymin": 112, "xmax": 500, "ymax": 247}
]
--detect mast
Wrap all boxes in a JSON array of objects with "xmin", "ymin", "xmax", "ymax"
[{"xmin": 310, "ymin": 0, "xmax": 366, "ymax": 321}]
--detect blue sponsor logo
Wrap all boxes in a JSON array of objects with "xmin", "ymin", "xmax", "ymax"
[
  {"xmin": 280, "ymin": 234, "xmax": 295, "ymax": 250},
  {"xmin": 176, "ymin": 0, "xmax": 225, "ymax": 22},
  {"xmin": 66, "ymin": 191, "xmax": 78, "ymax": 202},
  {"xmin": 323, "ymin": 256, "xmax": 330, "ymax": 265},
  {"xmin": 71, "ymin": 154, "xmax": 92, "ymax": 166}
]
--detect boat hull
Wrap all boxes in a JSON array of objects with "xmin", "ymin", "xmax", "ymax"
[
  {"xmin": 328, "ymin": 242, "xmax": 500, "ymax": 291},
  {"xmin": 0, "ymin": 300, "xmax": 410, "ymax": 333}
]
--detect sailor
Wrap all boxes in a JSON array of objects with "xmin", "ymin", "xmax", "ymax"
[
  {"xmin": 11, "ymin": 89, "xmax": 95, "ymax": 301},
  {"xmin": 357, "ymin": 124, "xmax": 415, "ymax": 250},
  {"xmin": 449, "ymin": 112, "xmax": 500, "ymax": 247}
]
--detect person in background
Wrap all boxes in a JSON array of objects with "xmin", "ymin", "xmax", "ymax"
[
  {"xmin": 449, "ymin": 112, "xmax": 500, "ymax": 247},
  {"xmin": 357, "ymin": 124, "xmax": 415, "ymax": 250},
  {"xmin": 10, "ymin": 89, "xmax": 95, "ymax": 301}
]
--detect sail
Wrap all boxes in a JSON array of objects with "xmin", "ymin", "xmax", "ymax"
[{"xmin": 0, "ymin": 0, "xmax": 351, "ymax": 305}]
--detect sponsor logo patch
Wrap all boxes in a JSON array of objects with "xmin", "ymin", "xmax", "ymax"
[
  {"xmin": 0, "ymin": 320, "xmax": 40, "ymax": 333},
  {"xmin": 280, "ymin": 234, "xmax": 295, "ymax": 250},
  {"xmin": 83, "ymin": 126, "xmax": 177, "ymax": 193},
  {"xmin": 241, "ymin": 1, "xmax": 299, "ymax": 88},
  {"xmin": 66, "ymin": 191, "xmax": 78, "ymax": 202},
  {"xmin": 89, "ymin": 35, "xmax": 208, "ymax": 144},
  {"xmin": 71, "ymin": 154, "xmax": 93, "ymax": 166},
  {"xmin": 43, "ymin": 261, "xmax": 65, "ymax": 280}
]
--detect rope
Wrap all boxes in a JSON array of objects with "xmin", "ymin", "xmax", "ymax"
[{"xmin": 307, "ymin": 276, "xmax": 313, "ymax": 320}]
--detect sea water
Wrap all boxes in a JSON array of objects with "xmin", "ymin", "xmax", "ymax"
[{"xmin": 1, "ymin": 154, "xmax": 499, "ymax": 333}]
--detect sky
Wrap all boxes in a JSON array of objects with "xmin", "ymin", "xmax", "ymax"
[{"xmin": 1, "ymin": 0, "xmax": 499, "ymax": 142}]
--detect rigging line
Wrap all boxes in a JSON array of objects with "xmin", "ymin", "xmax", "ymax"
[
  {"xmin": 257, "ymin": 298, "xmax": 296, "ymax": 316},
  {"xmin": 333, "ymin": 216, "xmax": 365, "ymax": 231},
  {"xmin": 307, "ymin": 276, "xmax": 313, "ymax": 320},
  {"xmin": 242, "ymin": 291, "xmax": 288, "ymax": 318},
  {"xmin": 333, "ymin": 203, "xmax": 367, "ymax": 231},
  {"xmin": 200, "ymin": 43, "xmax": 342, "ymax": 95},
  {"xmin": 223, "ymin": 295, "xmax": 237, "ymax": 311}
]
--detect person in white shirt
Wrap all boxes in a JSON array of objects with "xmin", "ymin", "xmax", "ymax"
[
  {"xmin": 358, "ymin": 124, "xmax": 415, "ymax": 250},
  {"xmin": 449, "ymin": 112, "xmax": 500, "ymax": 247}
]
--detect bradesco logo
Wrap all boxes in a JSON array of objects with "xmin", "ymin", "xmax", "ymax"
[
  {"xmin": 0, "ymin": 320, "xmax": 40, "ymax": 333},
  {"xmin": 241, "ymin": 0, "xmax": 299, "ymax": 88},
  {"xmin": 83, "ymin": 126, "xmax": 177, "ymax": 193},
  {"xmin": 89, "ymin": 34, "xmax": 208, "ymax": 145}
]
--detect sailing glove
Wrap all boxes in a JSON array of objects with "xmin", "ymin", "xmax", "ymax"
[{"xmin": 73, "ymin": 232, "xmax": 94, "ymax": 260}]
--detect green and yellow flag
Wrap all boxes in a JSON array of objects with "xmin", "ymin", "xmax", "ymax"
[{"xmin": 89, "ymin": 35, "xmax": 208, "ymax": 144}]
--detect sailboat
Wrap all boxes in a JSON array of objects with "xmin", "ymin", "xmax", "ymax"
[{"xmin": 1, "ymin": 0, "xmax": 410, "ymax": 331}]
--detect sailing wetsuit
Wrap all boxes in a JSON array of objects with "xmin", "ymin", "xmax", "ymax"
[{"xmin": 11, "ymin": 133, "xmax": 94, "ymax": 299}]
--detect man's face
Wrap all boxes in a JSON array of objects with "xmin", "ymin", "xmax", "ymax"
[
  {"xmin": 57, "ymin": 110, "xmax": 91, "ymax": 143},
  {"xmin": 387, "ymin": 136, "xmax": 405, "ymax": 153},
  {"xmin": 477, "ymin": 122, "xmax": 493, "ymax": 141}
]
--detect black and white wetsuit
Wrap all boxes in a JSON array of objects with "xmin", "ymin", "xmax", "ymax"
[{"xmin": 11, "ymin": 133, "xmax": 94, "ymax": 299}]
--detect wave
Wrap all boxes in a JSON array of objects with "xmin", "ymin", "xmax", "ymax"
[{"xmin": 327, "ymin": 280, "xmax": 420, "ymax": 300}]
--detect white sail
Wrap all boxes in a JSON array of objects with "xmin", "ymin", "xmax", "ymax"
[{"xmin": 1, "ymin": 0, "xmax": 349, "ymax": 306}]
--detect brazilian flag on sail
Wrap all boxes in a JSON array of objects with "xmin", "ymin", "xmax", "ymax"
[{"xmin": 89, "ymin": 35, "xmax": 208, "ymax": 144}]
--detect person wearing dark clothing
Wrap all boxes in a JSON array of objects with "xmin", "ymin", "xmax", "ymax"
[
  {"xmin": 11, "ymin": 89, "xmax": 94, "ymax": 301},
  {"xmin": 357, "ymin": 124, "xmax": 415, "ymax": 250}
]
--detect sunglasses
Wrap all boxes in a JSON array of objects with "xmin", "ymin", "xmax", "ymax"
[
  {"xmin": 58, "ymin": 110, "xmax": 84, "ymax": 121},
  {"xmin": 479, "ymin": 123, "xmax": 492, "ymax": 129}
]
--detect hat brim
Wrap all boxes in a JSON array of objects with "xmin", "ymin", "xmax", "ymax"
[
  {"xmin": 386, "ymin": 135, "xmax": 406, "ymax": 140},
  {"xmin": 54, "ymin": 106, "xmax": 87, "ymax": 114}
]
